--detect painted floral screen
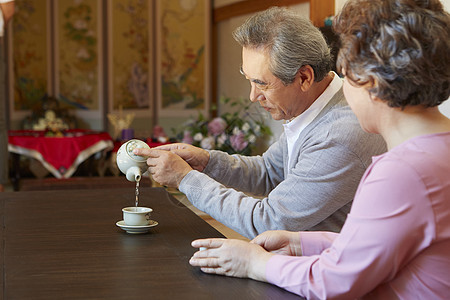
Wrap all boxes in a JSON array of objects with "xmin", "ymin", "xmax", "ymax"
[
  {"xmin": 9, "ymin": 0, "xmax": 210, "ymax": 124},
  {"xmin": 156, "ymin": 0, "xmax": 210, "ymax": 117}
]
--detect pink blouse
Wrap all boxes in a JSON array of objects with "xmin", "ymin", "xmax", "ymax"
[{"xmin": 266, "ymin": 132, "xmax": 450, "ymax": 299}]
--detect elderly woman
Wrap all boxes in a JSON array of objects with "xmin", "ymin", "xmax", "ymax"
[{"xmin": 189, "ymin": 0, "xmax": 450, "ymax": 298}]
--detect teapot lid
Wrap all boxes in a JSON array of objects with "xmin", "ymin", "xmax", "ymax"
[{"xmin": 123, "ymin": 139, "xmax": 149, "ymax": 162}]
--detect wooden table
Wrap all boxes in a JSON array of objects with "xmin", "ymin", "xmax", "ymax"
[{"xmin": 0, "ymin": 187, "xmax": 301, "ymax": 299}]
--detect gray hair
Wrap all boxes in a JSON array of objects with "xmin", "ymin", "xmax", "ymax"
[{"xmin": 233, "ymin": 6, "xmax": 332, "ymax": 84}]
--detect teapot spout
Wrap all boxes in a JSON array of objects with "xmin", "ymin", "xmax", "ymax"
[{"xmin": 126, "ymin": 166, "xmax": 142, "ymax": 182}]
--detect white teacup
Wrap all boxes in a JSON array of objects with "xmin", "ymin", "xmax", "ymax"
[{"xmin": 122, "ymin": 207, "xmax": 153, "ymax": 226}]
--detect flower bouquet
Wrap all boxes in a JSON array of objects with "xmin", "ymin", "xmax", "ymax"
[{"xmin": 172, "ymin": 97, "xmax": 272, "ymax": 155}]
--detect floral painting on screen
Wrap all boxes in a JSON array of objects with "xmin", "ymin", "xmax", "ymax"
[
  {"xmin": 110, "ymin": 0, "xmax": 150, "ymax": 110},
  {"xmin": 158, "ymin": 0, "xmax": 208, "ymax": 116},
  {"xmin": 57, "ymin": 0, "xmax": 100, "ymax": 110},
  {"xmin": 12, "ymin": 0, "xmax": 49, "ymax": 110}
]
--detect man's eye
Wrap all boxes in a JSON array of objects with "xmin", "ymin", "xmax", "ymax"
[{"xmin": 256, "ymin": 83, "xmax": 267, "ymax": 90}]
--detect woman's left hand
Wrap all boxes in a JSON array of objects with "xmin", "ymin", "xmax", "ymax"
[{"xmin": 189, "ymin": 238, "xmax": 274, "ymax": 281}]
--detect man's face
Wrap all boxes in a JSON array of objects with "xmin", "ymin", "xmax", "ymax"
[{"xmin": 241, "ymin": 47, "xmax": 306, "ymax": 120}]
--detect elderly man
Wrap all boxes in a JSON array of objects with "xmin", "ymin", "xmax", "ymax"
[{"xmin": 135, "ymin": 7, "xmax": 386, "ymax": 239}]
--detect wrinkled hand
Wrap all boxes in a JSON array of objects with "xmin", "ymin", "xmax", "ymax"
[
  {"xmin": 189, "ymin": 238, "xmax": 273, "ymax": 281},
  {"xmin": 133, "ymin": 148, "xmax": 192, "ymax": 188},
  {"xmin": 153, "ymin": 143, "xmax": 210, "ymax": 172},
  {"xmin": 251, "ymin": 230, "xmax": 302, "ymax": 256}
]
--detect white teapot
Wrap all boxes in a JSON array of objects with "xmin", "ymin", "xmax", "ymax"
[{"xmin": 116, "ymin": 139, "xmax": 150, "ymax": 182}]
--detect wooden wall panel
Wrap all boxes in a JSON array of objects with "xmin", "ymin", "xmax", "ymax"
[
  {"xmin": 310, "ymin": 0, "xmax": 335, "ymax": 27},
  {"xmin": 213, "ymin": 0, "xmax": 334, "ymax": 25}
]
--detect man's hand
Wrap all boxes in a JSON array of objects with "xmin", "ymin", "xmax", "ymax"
[
  {"xmin": 153, "ymin": 143, "xmax": 210, "ymax": 172},
  {"xmin": 133, "ymin": 148, "xmax": 193, "ymax": 188}
]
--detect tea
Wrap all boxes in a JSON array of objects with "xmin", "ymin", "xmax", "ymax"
[{"xmin": 135, "ymin": 178, "xmax": 140, "ymax": 208}]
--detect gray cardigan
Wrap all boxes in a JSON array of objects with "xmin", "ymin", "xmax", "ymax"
[{"xmin": 179, "ymin": 88, "xmax": 386, "ymax": 239}]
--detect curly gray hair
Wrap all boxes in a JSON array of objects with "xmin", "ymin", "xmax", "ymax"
[{"xmin": 334, "ymin": 0, "xmax": 450, "ymax": 108}]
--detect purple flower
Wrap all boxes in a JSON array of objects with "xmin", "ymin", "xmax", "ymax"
[
  {"xmin": 182, "ymin": 130, "xmax": 194, "ymax": 144},
  {"xmin": 230, "ymin": 131, "xmax": 248, "ymax": 152},
  {"xmin": 207, "ymin": 117, "xmax": 227, "ymax": 136}
]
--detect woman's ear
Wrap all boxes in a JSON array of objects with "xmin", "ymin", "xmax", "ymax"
[
  {"xmin": 297, "ymin": 65, "xmax": 314, "ymax": 91},
  {"xmin": 369, "ymin": 93, "xmax": 384, "ymax": 106},
  {"xmin": 367, "ymin": 80, "xmax": 382, "ymax": 104}
]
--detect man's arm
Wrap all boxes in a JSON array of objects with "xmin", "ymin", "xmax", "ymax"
[
  {"xmin": 179, "ymin": 138, "xmax": 366, "ymax": 239},
  {"xmin": 201, "ymin": 134, "xmax": 287, "ymax": 197}
]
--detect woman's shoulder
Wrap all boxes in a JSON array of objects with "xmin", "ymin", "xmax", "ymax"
[{"xmin": 369, "ymin": 132, "xmax": 450, "ymax": 197}]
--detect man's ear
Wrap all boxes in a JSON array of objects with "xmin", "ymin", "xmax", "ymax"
[{"xmin": 297, "ymin": 65, "xmax": 314, "ymax": 92}]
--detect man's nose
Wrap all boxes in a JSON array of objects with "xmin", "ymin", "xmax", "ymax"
[{"xmin": 249, "ymin": 84, "xmax": 263, "ymax": 103}]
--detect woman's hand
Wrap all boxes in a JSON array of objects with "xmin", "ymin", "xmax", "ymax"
[
  {"xmin": 251, "ymin": 230, "xmax": 302, "ymax": 256},
  {"xmin": 189, "ymin": 238, "xmax": 273, "ymax": 282}
]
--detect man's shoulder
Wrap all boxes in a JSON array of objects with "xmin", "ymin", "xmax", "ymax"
[
  {"xmin": 304, "ymin": 94, "xmax": 385, "ymax": 151},
  {"xmin": 315, "ymin": 87, "xmax": 354, "ymax": 121},
  {"xmin": 312, "ymin": 98, "xmax": 358, "ymax": 130}
]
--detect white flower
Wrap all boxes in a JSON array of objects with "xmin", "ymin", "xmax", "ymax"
[
  {"xmin": 185, "ymin": 119, "xmax": 196, "ymax": 127},
  {"xmin": 232, "ymin": 126, "xmax": 240, "ymax": 135},
  {"xmin": 248, "ymin": 134, "xmax": 256, "ymax": 143},
  {"xmin": 45, "ymin": 110, "xmax": 56, "ymax": 122},
  {"xmin": 33, "ymin": 118, "xmax": 47, "ymax": 130},
  {"xmin": 217, "ymin": 133, "xmax": 227, "ymax": 147},
  {"xmin": 193, "ymin": 133, "xmax": 203, "ymax": 141},
  {"xmin": 200, "ymin": 136, "xmax": 215, "ymax": 150},
  {"xmin": 254, "ymin": 125, "xmax": 261, "ymax": 134},
  {"xmin": 242, "ymin": 122, "xmax": 251, "ymax": 133}
]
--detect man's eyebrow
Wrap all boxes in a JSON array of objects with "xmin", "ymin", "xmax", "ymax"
[{"xmin": 240, "ymin": 66, "xmax": 267, "ymax": 86}]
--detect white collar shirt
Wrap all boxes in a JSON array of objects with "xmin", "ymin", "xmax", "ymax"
[{"xmin": 283, "ymin": 72, "xmax": 343, "ymax": 168}]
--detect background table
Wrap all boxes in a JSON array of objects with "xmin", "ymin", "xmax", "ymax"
[
  {"xmin": 8, "ymin": 129, "xmax": 114, "ymax": 179},
  {"xmin": 0, "ymin": 187, "xmax": 301, "ymax": 299}
]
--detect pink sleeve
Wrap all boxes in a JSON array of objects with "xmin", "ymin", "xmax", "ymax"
[
  {"xmin": 265, "ymin": 158, "xmax": 435, "ymax": 299},
  {"xmin": 299, "ymin": 231, "xmax": 338, "ymax": 256}
]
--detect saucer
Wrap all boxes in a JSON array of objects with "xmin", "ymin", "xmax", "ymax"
[{"xmin": 116, "ymin": 220, "xmax": 158, "ymax": 234}]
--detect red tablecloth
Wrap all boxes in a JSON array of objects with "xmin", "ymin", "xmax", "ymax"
[{"xmin": 8, "ymin": 129, "xmax": 114, "ymax": 178}]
